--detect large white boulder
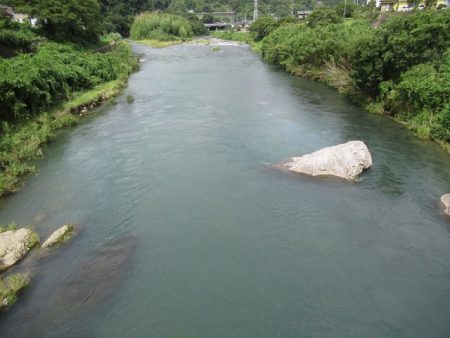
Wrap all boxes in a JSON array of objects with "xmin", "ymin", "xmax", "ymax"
[
  {"xmin": 441, "ymin": 194, "xmax": 450, "ymax": 216},
  {"xmin": 0, "ymin": 228, "xmax": 37, "ymax": 271},
  {"xmin": 42, "ymin": 225, "xmax": 74, "ymax": 249},
  {"xmin": 285, "ymin": 141, "xmax": 373, "ymax": 181}
]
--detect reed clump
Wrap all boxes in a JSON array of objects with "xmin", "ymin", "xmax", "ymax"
[{"xmin": 130, "ymin": 12, "xmax": 194, "ymax": 41}]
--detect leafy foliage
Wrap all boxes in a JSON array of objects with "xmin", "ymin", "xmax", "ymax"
[
  {"xmin": 335, "ymin": 2, "xmax": 359, "ymax": 17},
  {"xmin": 379, "ymin": 51, "xmax": 450, "ymax": 141},
  {"xmin": 262, "ymin": 19, "xmax": 371, "ymax": 71},
  {"xmin": 0, "ymin": 42, "xmax": 135, "ymax": 122},
  {"xmin": 306, "ymin": 6, "xmax": 343, "ymax": 27},
  {"xmin": 32, "ymin": 0, "xmax": 103, "ymax": 43},
  {"xmin": 130, "ymin": 12, "xmax": 194, "ymax": 40},
  {"xmin": 351, "ymin": 10, "xmax": 450, "ymax": 96},
  {"xmin": 249, "ymin": 16, "xmax": 279, "ymax": 41},
  {"xmin": 0, "ymin": 19, "xmax": 38, "ymax": 52}
]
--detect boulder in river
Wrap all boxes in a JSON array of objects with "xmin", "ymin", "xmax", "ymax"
[
  {"xmin": 283, "ymin": 141, "xmax": 372, "ymax": 181},
  {"xmin": 42, "ymin": 225, "xmax": 75, "ymax": 249},
  {"xmin": 441, "ymin": 194, "xmax": 450, "ymax": 216},
  {"xmin": 0, "ymin": 228, "xmax": 39, "ymax": 271}
]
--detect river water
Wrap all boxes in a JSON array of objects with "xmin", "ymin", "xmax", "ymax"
[{"xmin": 1, "ymin": 42, "xmax": 450, "ymax": 337}]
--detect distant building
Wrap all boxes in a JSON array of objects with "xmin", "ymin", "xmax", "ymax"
[
  {"xmin": 380, "ymin": 0, "xmax": 397, "ymax": 11},
  {"xmin": 367, "ymin": 0, "xmax": 382, "ymax": 7},
  {"xmin": 379, "ymin": 0, "xmax": 448, "ymax": 11}
]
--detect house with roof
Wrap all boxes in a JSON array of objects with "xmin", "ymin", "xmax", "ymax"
[{"xmin": 380, "ymin": 0, "xmax": 449, "ymax": 11}]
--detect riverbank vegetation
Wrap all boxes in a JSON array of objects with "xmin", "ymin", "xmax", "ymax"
[
  {"xmin": 0, "ymin": 2, "xmax": 139, "ymax": 196},
  {"xmin": 131, "ymin": 12, "xmax": 194, "ymax": 41},
  {"xmin": 130, "ymin": 12, "xmax": 207, "ymax": 44},
  {"xmin": 217, "ymin": 8, "xmax": 450, "ymax": 150},
  {"xmin": 0, "ymin": 273, "xmax": 30, "ymax": 311},
  {"xmin": 210, "ymin": 30, "xmax": 262, "ymax": 52}
]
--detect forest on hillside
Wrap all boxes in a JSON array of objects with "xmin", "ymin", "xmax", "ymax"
[{"xmin": 2, "ymin": 0, "xmax": 338, "ymax": 36}]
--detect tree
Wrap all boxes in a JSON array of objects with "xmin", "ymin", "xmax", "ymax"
[
  {"xmin": 168, "ymin": 0, "xmax": 187, "ymax": 13},
  {"xmin": 33, "ymin": 0, "xmax": 103, "ymax": 42},
  {"xmin": 250, "ymin": 16, "xmax": 279, "ymax": 41},
  {"xmin": 351, "ymin": 11, "xmax": 450, "ymax": 96},
  {"xmin": 202, "ymin": 13, "xmax": 214, "ymax": 23},
  {"xmin": 306, "ymin": 7, "xmax": 342, "ymax": 27},
  {"xmin": 335, "ymin": 2, "xmax": 359, "ymax": 18}
]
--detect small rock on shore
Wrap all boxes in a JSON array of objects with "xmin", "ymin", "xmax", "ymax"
[
  {"xmin": 0, "ymin": 228, "xmax": 38, "ymax": 271},
  {"xmin": 42, "ymin": 225, "xmax": 75, "ymax": 248}
]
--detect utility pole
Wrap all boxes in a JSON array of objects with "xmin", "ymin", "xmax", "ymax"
[
  {"xmin": 291, "ymin": 0, "xmax": 294, "ymax": 16},
  {"xmin": 253, "ymin": 0, "xmax": 258, "ymax": 21}
]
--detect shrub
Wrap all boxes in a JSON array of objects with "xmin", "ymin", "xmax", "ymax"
[
  {"xmin": 250, "ymin": 16, "xmax": 280, "ymax": 41},
  {"xmin": 183, "ymin": 13, "xmax": 208, "ymax": 36},
  {"xmin": 0, "ymin": 42, "xmax": 135, "ymax": 122},
  {"xmin": 351, "ymin": 10, "xmax": 450, "ymax": 96},
  {"xmin": 34, "ymin": 0, "xmax": 103, "ymax": 43},
  {"xmin": 378, "ymin": 52, "xmax": 450, "ymax": 141},
  {"xmin": 261, "ymin": 20, "xmax": 371, "ymax": 72},
  {"xmin": 335, "ymin": 2, "xmax": 360, "ymax": 17},
  {"xmin": 306, "ymin": 7, "xmax": 343, "ymax": 27}
]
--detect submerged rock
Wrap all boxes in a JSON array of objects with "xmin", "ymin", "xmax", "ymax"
[
  {"xmin": 56, "ymin": 235, "xmax": 137, "ymax": 310},
  {"xmin": 441, "ymin": 194, "xmax": 450, "ymax": 216},
  {"xmin": 42, "ymin": 225, "xmax": 75, "ymax": 249},
  {"xmin": 284, "ymin": 141, "xmax": 372, "ymax": 181},
  {"xmin": 0, "ymin": 228, "xmax": 39, "ymax": 271}
]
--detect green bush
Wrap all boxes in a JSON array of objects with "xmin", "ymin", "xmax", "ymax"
[
  {"xmin": 379, "ymin": 52, "xmax": 450, "ymax": 141},
  {"xmin": 306, "ymin": 7, "xmax": 343, "ymax": 27},
  {"xmin": 0, "ymin": 42, "xmax": 135, "ymax": 122},
  {"xmin": 130, "ymin": 12, "xmax": 194, "ymax": 41},
  {"xmin": 261, "ymin": 20, "xmax": 371, "ymax": 72},
  {"xmin": 351, "ymin": 10, "xmax": 450, "ymax": 96},
  {"xmin": 33, "ymin": 0, "xmax": 103, "ymax": 43},
  {"xmin": 335, "ymin": 2, "xmax": 360, "ymax": 17},
  {"xmin": 250, "ymin": 16, "xmax": 280, "ymax": 41},
  {"xmin": 0, "ymin": 19, "xmax": 38, "ymax": 48},
  {"xmin": 183, "ymin": 13, "xmax": 208, "ymax": 36}
]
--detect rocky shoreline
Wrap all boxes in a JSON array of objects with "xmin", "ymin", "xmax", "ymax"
[{"xmin": 0, "ymin": 224, "xmax": 75, "ymax": 311}]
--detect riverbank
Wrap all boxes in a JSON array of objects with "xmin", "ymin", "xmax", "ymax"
[
  {"xmin": 213, "ymin": 11, "xmax": 450, "ymax": 153},
  {"xmin": 131, "ymin": 39, "xmax": 184, "ymax": 48},
  {"xmin": 211, "ymin": 31, "xmax": 262, "ymax": 53},
  {"xmin": 0, "ymin": 42, "xmax": 138, "ymax": 197}
]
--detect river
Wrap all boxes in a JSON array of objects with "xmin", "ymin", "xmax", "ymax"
[{"xmin": 0, "ymin": 42, "xmax": 450, "ymax": 337}]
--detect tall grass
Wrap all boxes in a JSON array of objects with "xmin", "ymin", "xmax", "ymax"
[
  {"xmin": 0, "ymin": 273, "xmax": 30, "ymax": 310},
  {"xmin": 130, "ymin": 12, "xmax": 194, "ymax": 41}
]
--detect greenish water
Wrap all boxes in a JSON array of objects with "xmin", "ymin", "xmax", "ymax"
[{"xmin": 1, "ymin": 43, "xmax": 450, "ymax": 337}]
